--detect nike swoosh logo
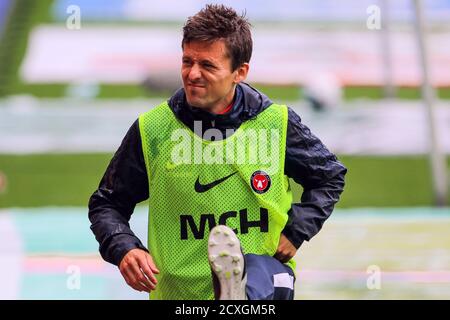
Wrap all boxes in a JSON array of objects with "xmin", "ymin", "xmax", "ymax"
[{"xmin": 195, "ymin": 172, "xmax": 237, "ymax": 193}]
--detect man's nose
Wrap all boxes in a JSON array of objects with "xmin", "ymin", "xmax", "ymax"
[{"xmin": 188, "ymin": 63, "xmax": 201, "ymax": 81}]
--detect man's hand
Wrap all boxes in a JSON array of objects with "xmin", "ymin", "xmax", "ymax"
[
  {"xmin": 274, "ymin": 234, "xmax": 297, "ymax": 263},
  {"xmin": 119, "ymin": 248, "xmax": 160, "ymax": 292}
]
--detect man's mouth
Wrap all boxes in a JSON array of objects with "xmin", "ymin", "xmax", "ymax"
[{"xmin": 188, "ymin": 83, "xmax": 205, "ymax": 88}]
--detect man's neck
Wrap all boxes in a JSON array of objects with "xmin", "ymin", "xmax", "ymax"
[
  {"xmin": 215, "ymin": 100, "xmax": 234, "ymax": 115},
  {"xmin": 208, "ymin": 86, "xmax": 236, "ymax": 114}
]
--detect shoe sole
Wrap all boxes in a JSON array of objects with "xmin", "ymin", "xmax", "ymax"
[{"xmin": 208, "ymin": 225, "xmax": 246, "ymax": 300}]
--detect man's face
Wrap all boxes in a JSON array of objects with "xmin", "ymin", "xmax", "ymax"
[{"xmin": 182, "ymin": 40, "xmax": 242, "ymax": 113}]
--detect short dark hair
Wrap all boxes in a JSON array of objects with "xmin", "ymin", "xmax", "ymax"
[{"xmin": 182, "ymin": 4, "xmax": 252, "ymax": 71}]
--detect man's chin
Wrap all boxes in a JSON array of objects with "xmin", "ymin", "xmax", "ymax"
[{"xmin": 186, "ymin": 96, "xmax": 207, "ymax": 109}]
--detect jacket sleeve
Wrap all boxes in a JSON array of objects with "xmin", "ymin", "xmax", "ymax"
[
  {"xmin": 88, "ymin": 119, "xmax": 150, "ymax": 266},
  {"xmin": 282, "ymin": 107, "xmax": 347, "ymax": 249}
]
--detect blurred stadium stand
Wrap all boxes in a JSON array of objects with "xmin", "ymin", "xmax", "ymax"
[
  {"xmin": 0, "ymin": 0, "xmax": 12, "ymax": 36},
  {"xmin": 50, "ymin": 0, "xmax": 450, "ymax": 22},
  {"xmin": 0, "ymin": 0, "xmax": 52, "ymax": 96},
  {"xmin": 0, "ymin": 0, "xmax": 445, "ymax": 99}
]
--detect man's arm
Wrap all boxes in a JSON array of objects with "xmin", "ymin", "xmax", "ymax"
[
  {"xmin": 88, "ymin": 119, "xmax": 149, "ymax": 265},
  {"xmin": 276, "ymin": 107, "xmax": 347, "ymax": 262},
  {"xmin": 88, "ymin": 119, "xmax": 160, "ymax": 292}
]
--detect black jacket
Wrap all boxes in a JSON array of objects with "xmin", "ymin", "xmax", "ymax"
[{"xmin": 88, "ymin": 83, "xmax": 347, "ymax": 266}]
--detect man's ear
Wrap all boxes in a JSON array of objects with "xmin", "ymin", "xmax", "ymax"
[{"xmin": 233, "ymin": 63, "xmax": 249, "ymax": 84}]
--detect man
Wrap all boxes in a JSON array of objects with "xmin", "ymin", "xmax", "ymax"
[{"xmin": 89, "ymin": 4, "xmax": 346, "ymax": 300}]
